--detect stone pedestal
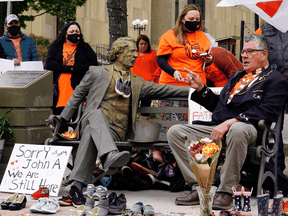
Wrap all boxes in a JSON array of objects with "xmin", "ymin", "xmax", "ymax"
[{"xmin": 0, "ymin": 70, "xmax": 53, "ymax": 182}]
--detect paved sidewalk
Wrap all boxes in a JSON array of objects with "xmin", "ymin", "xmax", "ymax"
[{"xmin": 0, "ymin": 187, "xmax": 273, "ymax": 216}]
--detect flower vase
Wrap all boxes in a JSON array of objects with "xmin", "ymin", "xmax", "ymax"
[{"xmin": 196, "ymin": 185, "xmax": 217, "ymax": 216}]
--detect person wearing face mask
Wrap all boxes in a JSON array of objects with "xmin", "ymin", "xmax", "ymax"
[
  {"xmin": 44, "ymin": 21, "xmax": 98, "ymax": 115},
  {"xmin": 157, "ymin": 4, "xmax": 216, "ymax": 86},
  {"xmin": 0, "ymin": 14, "xmax": 38, "ymax": 66}
]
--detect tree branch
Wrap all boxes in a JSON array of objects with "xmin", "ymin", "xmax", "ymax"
[{"xmin": 34, "ymin": 11, "xmax": 47, "ymax": 17}]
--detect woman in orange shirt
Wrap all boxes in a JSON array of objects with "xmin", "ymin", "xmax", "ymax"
[
  {"xmin": 130, "ymin": 35, "xmax": 162, "ymax": 119},
  {"xmin": 45, "ymin": 21, "xmax": 98, "ymax": 115},
  {"xmin": 157, "ymin": 4, "xmax": 215, "ymax": 86}
]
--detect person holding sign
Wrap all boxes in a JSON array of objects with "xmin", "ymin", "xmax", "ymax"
[
  {"xmin": 44, "ymin": 21, "xmax": 98, "ymax": 115},
  {"xmin": 0, "ymin": 14, "xmax": 38, "ymax": 65},
  {"xmin": 167, "ymin": 34, "xmax": 288, "ymax": 209},
  {"xmin": 59, "ymin": 37, "xmax": 189, "ymax": 192}
]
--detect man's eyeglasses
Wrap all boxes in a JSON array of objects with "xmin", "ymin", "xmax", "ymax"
[{"xmin": 240, "ymin": 49, "xmax": 264, "ymax": 56}]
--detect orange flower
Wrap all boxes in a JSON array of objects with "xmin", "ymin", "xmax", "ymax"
[
  {"xmin": 61, "ymin": 131, "xmax": 78, "ymax": 139},
  {"xmin": 202, "ymin": 142, "xmax": 221, "ymax": 157}
]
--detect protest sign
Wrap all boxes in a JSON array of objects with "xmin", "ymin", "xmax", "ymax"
[
  {"xmin": 0, "ymin": 144, "xmax": 72, "ymax": 196},
  {"xmin": 0, "ymin": 59, "xmax": 44, "ymax": 75},
  {"xmin": 188, "ymin": 87, "xmax": 223, "ymax": 124}
]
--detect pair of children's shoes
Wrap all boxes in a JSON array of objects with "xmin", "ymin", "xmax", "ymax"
[
  {"xmin": 257, "ymin": 191, "xmax": 284, "ymax": 216},
  {"xmin": 1, "ymin": 193, "xmax": 27, "ymax": 210},
  {"xmin": 231, "ymin": 186, "xmax": 253, "ymax": 216}
]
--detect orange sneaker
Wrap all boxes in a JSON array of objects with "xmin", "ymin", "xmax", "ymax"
[{"xmin": 31, "ymin": 187, "xmax": 50, "ymax": 199}]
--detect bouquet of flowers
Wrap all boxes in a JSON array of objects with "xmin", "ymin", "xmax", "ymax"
[{"xmin": 185, "ymin": 136, "xmax": 222, "ymax": 216}]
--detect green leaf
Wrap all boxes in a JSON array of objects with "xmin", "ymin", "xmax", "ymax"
[
  {"xmin": 207, "ymin": 158, "xmax": 212, "ymax": 166},
  {"xmin": 0, "ymin": 108, "xmax": 15, "ymax": 140}
]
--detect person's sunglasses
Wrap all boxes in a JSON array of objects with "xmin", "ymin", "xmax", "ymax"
[{"xmin": 64, "ymin": 21, "xmax": 78, "ymax": 26}]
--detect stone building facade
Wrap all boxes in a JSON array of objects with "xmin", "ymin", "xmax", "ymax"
[{"xmin": 21, "ymin": 0, "xmax": 256, "ymax": 59}]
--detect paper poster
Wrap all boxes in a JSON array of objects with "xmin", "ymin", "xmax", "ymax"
[
  {"xmin": 0, "ymin": 59, "xmax": 44, "ymax": 74},
  {"xmin": 14, "ymin": 61, "xmax": 44, "ymax": 71},
  {"xmin": 0, "ymin": 59, "xmax": 14, "ymax": 74},
  {"xmin": 188, "ymin": 87, "xmax": 223, "ymax": 124},
  {"xmin": 0, "ymin": 144, "xmax": 72, "ymax": 196}
]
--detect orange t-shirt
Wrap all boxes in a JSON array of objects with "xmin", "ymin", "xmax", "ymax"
[
  {"xmin": 130, "ymin": 50, "xmax": 162, "ymax": 83},
  {"xmin": 10, "ymin": 37, "xmax": 22, "ymax": 62},
  {"xmin": 157, "ymin": 29, "xmax": 211, "ymax": 86},
  {"xmin": 56, "ymin": 42, "xmax": 77, "ymax": 108}
]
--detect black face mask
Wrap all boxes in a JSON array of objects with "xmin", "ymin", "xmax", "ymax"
[
  {"xmin": 184, "ymin": 21, "xmax": 200, "ymax": 32},
  {"xmin": 7, "ymin": 25, "xmax": 20, "ymax": 36},
  {"xmin": 67, "ymin": 34, "xmax": 81, "ymax": 44}
]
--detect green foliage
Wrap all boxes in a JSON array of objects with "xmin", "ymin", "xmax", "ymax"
[
  {"xmin": 0, "ymin": 108, "xmax": 15, "ymax": 140},
  {"xmin": 29, "ymin": 33, "xmax": 50, "ymax": 62},
  {"xmin": 1, "ymin": 0, "xmax": 87, "ymax": 29}
]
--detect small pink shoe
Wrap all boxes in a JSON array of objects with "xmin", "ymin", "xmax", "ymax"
[
  {"xmin": 232, "ymin": 186, "xmax": 242, "ymax": 213},
  {"xmin": 241, "ymin": 187, "xmax": 253, "ymax": 216}
]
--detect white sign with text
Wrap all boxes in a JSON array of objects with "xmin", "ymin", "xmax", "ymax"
[
  {"xmin": 188, "ymin": 87, "xmax": 223, "ymax": 124},
  {"xmin": 0, "ymin": 59, "xmax": 44, "ymax": 74},
  {"xmin": 0, "ymin": 144, "xmax": 72, "ymax": 196}
]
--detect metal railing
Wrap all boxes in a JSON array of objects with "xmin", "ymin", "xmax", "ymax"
[{"xmin": 90, "ymin": 44, "xmax": 111, "ymax": 65}]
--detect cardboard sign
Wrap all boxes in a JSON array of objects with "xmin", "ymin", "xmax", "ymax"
[
  {"xmin": 188, "ymin": 87, "xmax": 223, "ymax": 124},
  {"xmin": 0, "ymin": 144, "xmax": 72, "ymax": 196}
]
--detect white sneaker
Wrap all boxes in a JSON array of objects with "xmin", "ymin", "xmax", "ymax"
[
  {"xmin": 40, "ymin": 198, "xmax": 60, "ymax": 213},
  {"xmin": 92, "ymin": 185, "xmax": 108, "ymax": 200},
  {"xmin": 30, "ymin": 197, "xmax": 49, "ymax": 213},
  {"xmin": 83, "ymin": 184, "xmax": 96, "ymax": 198},
  {"xmin": 69, "ymin": 205, "xmax": 85, "ymax": 216}
]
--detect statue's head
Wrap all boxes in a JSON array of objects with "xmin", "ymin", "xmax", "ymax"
[{"xmin": 110, "ymin": 37, "xmax": 138, "ymax": 69}]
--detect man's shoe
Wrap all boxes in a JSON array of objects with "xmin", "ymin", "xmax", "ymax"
[
  {"xmin": 175, "ymin": 190, "xmax": 199, "ymax": 205},
  {"xmin": 212, "ymin": 192, "xmax": 233, "ymax": 210},
  {"xmin": 103, "ymin": 150, "xmax": 130, "ymax": 170}
]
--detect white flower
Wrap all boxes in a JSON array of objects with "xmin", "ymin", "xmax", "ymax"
[
  {"xmin": 195, "ymin": 153, "xmax": 203, "ymax": 161},
  {"xmin": 200, "ymin": 137, "xmax": 213, "ymax": 143},
  {"xmin": 195, "ymin": 153, "xmax": 210, "ymax": 163}
]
